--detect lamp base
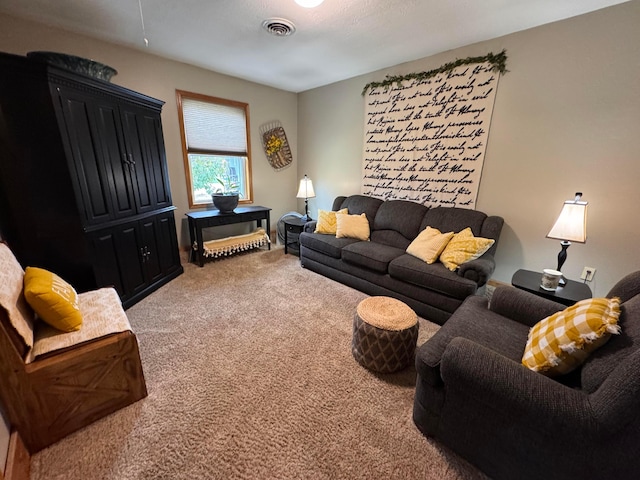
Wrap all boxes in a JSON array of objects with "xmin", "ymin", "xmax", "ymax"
[{"xmin": 300, "ymin": 214, "xmax": 313, "ymax": 222}]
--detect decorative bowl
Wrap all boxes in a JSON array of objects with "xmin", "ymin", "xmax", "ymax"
[{"xmin": 26, "ymin": 51, "xmax": 118, "ymax": 82}]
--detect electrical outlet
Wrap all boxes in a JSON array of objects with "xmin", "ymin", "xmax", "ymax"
[{"xmin": 581, "ymin": 267, "xmax": 596, "ymax": 282}]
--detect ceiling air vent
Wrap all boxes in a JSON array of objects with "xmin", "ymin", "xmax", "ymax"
[{"xmin": 262, "ymin": 18, "xmax": 296, "ymax": 37}]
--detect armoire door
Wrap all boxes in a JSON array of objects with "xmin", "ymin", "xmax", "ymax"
[
  {"xmin": 138, "ymin": 112, "xmax": 173, "ymax": 210},
  {"xmin": 92, "ymin": 101, "xmax": 137, "ymax": 219},
  {"xmin": 120, "ymin": 107, "xmax": 157, "ymax": 215},
  {"xmin": 55, "ymin": 86, "xmax": 113, "ymax": 225}
]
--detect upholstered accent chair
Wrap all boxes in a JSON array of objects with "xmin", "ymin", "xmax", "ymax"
[
  {"xmin": 413, "ymin": 271, "xmax": 640, "ymax": 480},
  {"xmin": 0, "ymin": 243, "xmax": 147, "ymax": 453}
]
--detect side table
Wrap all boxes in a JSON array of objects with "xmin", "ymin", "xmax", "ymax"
[
  {"xmin": 511, "ymin": 269, "xmax": 592, "ymax": 307},
  {"xmin": 283, "ymin": 217, "xmax": 307, "ymax": 255}
]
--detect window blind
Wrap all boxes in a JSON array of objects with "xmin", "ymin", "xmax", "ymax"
[{"xmin": 182, "ymin": 98, "xmax": 247, "ymax": 154}]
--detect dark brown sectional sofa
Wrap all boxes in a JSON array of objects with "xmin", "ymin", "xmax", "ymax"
[{"xmin": 299, "ymin": 194, "xmax": 504, "ymax": 324}]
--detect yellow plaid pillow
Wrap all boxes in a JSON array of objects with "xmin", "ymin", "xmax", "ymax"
[
  {"xmin": 314, "ymin": 208, "xmax": 348, "ymax": 234},
  {"xmin": 439, "ymin": 227, "xmax": 495, "ymax": 271},
  {"xmin": 23, "ymin": 267, "xmax": 83, "ymax": 332},
  {"xmin": 406, "ymin": 227, "xmax": 454, "ymax": 264},
  {"xmin": 522, "ymin": 297, "xmax": 621, "ymax": 376}
]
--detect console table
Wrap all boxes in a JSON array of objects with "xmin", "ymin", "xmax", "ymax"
[
  {"xmin": 186, "ymin": 206, "xmax": 271, "ymax": 267},
  {"xmin": 511, "ymin": 269, "xmax": 592, "ymax": 306}
]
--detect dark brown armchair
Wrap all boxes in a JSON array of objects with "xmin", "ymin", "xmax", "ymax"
[{"xmin": 413, "ymin": 271, "xmax": 640, "ymax": 480}]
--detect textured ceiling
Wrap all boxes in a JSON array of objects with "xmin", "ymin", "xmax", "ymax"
[{"xmin": 0, "ymin": 0, "xmax": 629, "ymax": 92}]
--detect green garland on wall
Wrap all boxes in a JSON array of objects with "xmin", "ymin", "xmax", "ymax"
[{"xmin": 361, "ymin": 49, "xmax": 508, "ymax": 95}]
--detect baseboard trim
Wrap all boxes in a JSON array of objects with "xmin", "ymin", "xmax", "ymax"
[
  {"xmin": 3, "ymin": 429, "xmax": 29, "ymax": 480},
  {"xmin": 488, "ymin": 278, "xmax": 511, "ymax": 288}
]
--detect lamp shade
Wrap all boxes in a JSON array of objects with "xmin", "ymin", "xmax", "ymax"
[
  {"xmin": 547, "ymin": 195, "xmax": 588, "ymax": 243},
  {"xmin": 296, "ymin": 175, "xmax": 316, "ymax": 199}
]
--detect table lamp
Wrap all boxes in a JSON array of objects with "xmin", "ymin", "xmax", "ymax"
[
  {"xmin": 546, "ymin": 192, "xmax": 588, "ymax": 285},
  {"xmin": 296, "ymin": 174, "xmax": 316, "ymax": 222}
]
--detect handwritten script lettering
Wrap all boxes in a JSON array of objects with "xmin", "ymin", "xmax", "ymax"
[{"xmin": 362, "ymin": 62, "xmax": 499, "ymax": 208}]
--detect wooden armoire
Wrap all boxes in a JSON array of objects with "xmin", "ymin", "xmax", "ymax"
[{"xmin": 0, "ymin": 52, "xmax": 183, "ymax": 308}]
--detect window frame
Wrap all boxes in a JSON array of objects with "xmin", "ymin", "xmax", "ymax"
[{"xmin": 176, "ymin": 89, "xmax": 254, "ymax": 209}]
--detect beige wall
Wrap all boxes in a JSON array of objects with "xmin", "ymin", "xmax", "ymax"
[
  {"xmin": 299, "ymin": 1, "xmax": 640, "ymax": 296},
  {"xmin": 0, "ymin": 3, "xmax": 638, "ymax": 293},
  {"xmin": 0, "ymin": 13, "xmax": 300, "ymax": 246}
]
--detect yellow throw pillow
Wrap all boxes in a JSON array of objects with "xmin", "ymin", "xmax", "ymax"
[
  {"xmin": 406, "ymin": 226, "xmax": 454, "ymax": 264},
  {"xmin": 335, "ymin": 213, "xmax": 370, "ymax": 241},
  {"xmin": 23, "ymin": 267, "xmax": 83, "ymax": 332},
  {"xmin": 439, "ymin": 227, "xmax": 495, "ymax": 271},
  {"xmin": 522, "ymin": 297, "xmax": 621, "ymax": 376},
  {"xmin": 315, "ymin": 208, "xmax": 348, "ymax": 234}
]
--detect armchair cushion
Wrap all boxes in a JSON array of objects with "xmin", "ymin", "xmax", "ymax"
[
  {"xmin": 29, "ymin": 287, "xmax": 132, "ymax": 362},
  {"xmin": 416, "ymin": 295, "xmax": 530, "ymax": 387},
  {"xmin": 522, "ymin": 297, "xmax": 621, "ymax": 376},
  {"xmin": 23, "ymin": 266, "xmax": 82, "ymax": 332}
]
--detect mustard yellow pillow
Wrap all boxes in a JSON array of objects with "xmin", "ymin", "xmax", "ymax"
[
  {"xmin": 522, "ymin": 297, "xmax": 621, "ymax": 376},
  {"xmin": 335, "ymin": 213, "xmax": 370, "ymax": 241},
  {"xmin": 439, "ymin": 227, "xmax": 495, "ymax": 271},
  {"xmin": 406, "ymin": 227, "xmax": 454, "ymax": 264},
  {"xmin": 23, "ymin": 267, "xmax": 83, "ymax": 332},
  {"xmin": 315, "ymin": 208, "xmax": 348, "ymax": 234}
]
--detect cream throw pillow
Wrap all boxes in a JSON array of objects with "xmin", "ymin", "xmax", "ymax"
[
  {"xmin": 335, "ymin": 213, "xmax": 370, "ymax": 241},
  {"xmin": 522, "ymin": 297, "xmax": 621, "ymax": 376},
  {"xmin": 315, "ymin": 208, "xmax": 348, "ymax": 234},
  {"xmin": 439, "ymin": 227, "xmax": 495, "ymax": 271},
  {"xmin": 406, "ymin": 227, "xmax": 454, "ymax": 264}
]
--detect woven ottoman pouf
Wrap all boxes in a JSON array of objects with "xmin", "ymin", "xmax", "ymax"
[{"xmin": 352, "ymin": 296, "xmax": 419, "ymax": 373}]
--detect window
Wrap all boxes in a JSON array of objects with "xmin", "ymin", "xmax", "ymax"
[{"xmin": 176, "ymin": 90, "xmax": 253, "ymax": 208}]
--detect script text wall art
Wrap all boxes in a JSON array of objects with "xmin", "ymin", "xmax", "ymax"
[{"xmin": 362, "ymin": 51, "xmax": 507, "ymax": 209}]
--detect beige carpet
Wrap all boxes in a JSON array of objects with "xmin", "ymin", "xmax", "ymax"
[{"xmin": 30, "ymin": 248, "xmax": 486, "ymax": 479}]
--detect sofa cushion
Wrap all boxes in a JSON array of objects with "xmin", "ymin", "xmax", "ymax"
[
  {"xmin": 299, "ymin": 232, "xmax": 359, "ymax": 259},
  {"xmin": 336, "ymin": 213, "xmax": 370, "ymax": 241},
  {"xmin": 336, "ymin": 195, "xmax": 383, "ymax": 227},
  {"xmin": 421, "ymin": 206, "xmax": 487, "ymax": 237},
  {"xmin": 372, "ymin": 200, "xmax": 429, "ymax": 245},
  {"xmin": 521, "ymin": 297, "xmax": 621, "ymax": 377},
  {"xmin": 342, "ymin": 242, "xmax": 405, "ymax": 273},
  {"xmin": 389, "ymin": 254, "xmax": 477, "ymax": 300},
  {"xmin": 406, "ymin": 227, "xmax": 454, "ymax": 264}
]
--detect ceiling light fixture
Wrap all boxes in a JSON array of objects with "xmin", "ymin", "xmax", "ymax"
[
  {"xmin": 295, "ymin": 0, "xmax": 325, "ymax": 8},
  {"xmin": 262, "ymin": 18, "xmax": 296, "ymax": 37}
]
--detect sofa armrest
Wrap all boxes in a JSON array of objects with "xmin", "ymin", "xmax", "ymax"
[
  {"xmin": 489, "ymin": 285, "xmax": 566, "ymax": 327},
  {"xmin": 457, "ymin": 254, "xmax": 495, "ymax": 287},
  {"xmin": 441, "ymin": 337, "xmax": 597, "ymax": 434},
  {"xmin": 303, "ymin": 221, "xmax": 317, "ymax": 233}
]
